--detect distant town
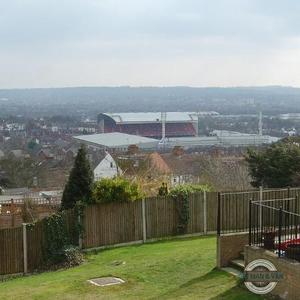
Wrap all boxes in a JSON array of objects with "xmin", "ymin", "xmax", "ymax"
[{"xmin": 0, "ymin": 109, "xmax": 286, "ymax": 193}]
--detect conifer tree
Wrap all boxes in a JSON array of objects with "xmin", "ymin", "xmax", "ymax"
[{"xmin": 61, "ymin": 145, "xmax": 94, "ymax": 210}]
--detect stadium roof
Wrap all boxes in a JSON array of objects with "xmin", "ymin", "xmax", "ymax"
[
  {"xmin": 74, "ymin": 132, "xmax": 158, "ymax": 149},
  {"xmin": 100, "ymin": 112, "xmax": 219, "ymax": 124},
  {"xmin": 164, "ymin": 132, "xmax": 280, "ymax": 148}
]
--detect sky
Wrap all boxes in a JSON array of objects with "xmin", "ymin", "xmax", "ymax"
[{"xmin": 1, "ymin": 0, "xmax": 300, "ymax": 88}]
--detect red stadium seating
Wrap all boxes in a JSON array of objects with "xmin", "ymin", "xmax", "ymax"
[{"xmin": 104, "ymin": 123, "xmax": 196, "ymax": 138}]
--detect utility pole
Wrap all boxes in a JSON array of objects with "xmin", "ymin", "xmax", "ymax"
[
  {"xmin": 258, "ymin": 111, "xmax": 263, "ymax": 136},
  {"xmin": 161, "ymin": 112, "xmax": 167, "ymax": 144}
]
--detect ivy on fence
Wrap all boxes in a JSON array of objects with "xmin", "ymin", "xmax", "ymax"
[
  {"xmin": 43, "ymin": 212, "xmax": 70, "ymax": 264},
  {"xmin": 170, "ymin": 185, "xmax": 192, "ymax": 234}
]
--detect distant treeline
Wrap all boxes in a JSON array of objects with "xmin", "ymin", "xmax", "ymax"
[{"xmin": 1, "ymin": 86, "xmax": 300, "ymax": 117}]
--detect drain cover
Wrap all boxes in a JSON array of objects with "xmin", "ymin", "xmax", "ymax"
[{"xmin": 87, "ymin": 277, "xmax": 125, "ymax": 287}]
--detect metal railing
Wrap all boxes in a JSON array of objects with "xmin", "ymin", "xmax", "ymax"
[
  {"xmin": 249, "ymin": 198, "xmax": 300, "ymax": 261},
  {"xmin": 217, "ymin": 187, "xmax": 300, "ymax": 235}
]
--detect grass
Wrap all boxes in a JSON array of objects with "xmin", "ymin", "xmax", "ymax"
[{"xmin": 0, "ymin": 236, "xmax": 263, "ymax": 300}]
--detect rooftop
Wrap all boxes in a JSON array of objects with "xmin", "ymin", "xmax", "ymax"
[
  {"xmin": 101, "ymin": 112, "xmax": 219, "ymax": 124},
  {"xmin": 164, "ymin": 131, "xmax": 280, "ymax": 147},
  {"xmin": 74, "ymin": 132, "xmax": 159, "ymax": 148}
]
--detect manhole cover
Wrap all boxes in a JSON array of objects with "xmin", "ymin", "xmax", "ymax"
[{"xmin": 87, "ymin": 277, "xmax": 125, "ymax": 287}]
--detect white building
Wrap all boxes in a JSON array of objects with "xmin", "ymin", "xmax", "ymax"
[
  {"xmin": 94, "ymin": 152, "xmax": 122, "ymax": 181},
  {"xmin": 74, "ymin": 132, "xmax": 158, "ymax": 152}
]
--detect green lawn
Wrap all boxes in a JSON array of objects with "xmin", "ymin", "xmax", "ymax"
[{"xmin": 0, "ymin": 236, "xmax": 263, "ymax": 300}]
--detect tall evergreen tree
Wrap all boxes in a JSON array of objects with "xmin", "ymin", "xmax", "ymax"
[{"xmin": 61, "ymin": 145, "xmax": 94, "ymax": 210}]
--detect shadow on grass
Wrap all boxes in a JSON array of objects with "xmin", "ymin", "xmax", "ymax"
[
  {"xmin": 151, "ymin": 268, "xmax": 225, "ymax": 299},
  {"xmin": 209, "ymin": 285, "xmax": 264, "ymax": 300},
  {"xmin": 153, "ymin": 268, "xmax": 263, "ymax": 300}
]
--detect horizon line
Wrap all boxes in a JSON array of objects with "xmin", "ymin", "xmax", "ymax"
[{"xmin": 0, "ymin": 84, "xmax": 299, "ymax": 91}]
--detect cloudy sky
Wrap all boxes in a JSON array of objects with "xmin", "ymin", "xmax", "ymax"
[{"xmin": 1, "ymin": 0, "xmax": 300, "ymax": 88}]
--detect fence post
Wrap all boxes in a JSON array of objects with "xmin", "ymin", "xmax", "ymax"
[
  {"xmin": 259, "ymin": 186, "xmax": 263, "ymax": 235},
  {"xmin": 203, "ymin": 191, "xmax": 207, "ymax": 235},
  {"xmin": 11, "ymin": 198, "xmax": 15, "ymax": 227},
  {"xmin": 296, "ymin": 196, "xmax": 298, "ymax": 240},
  {"xmin": 78, "ymin": 214, "xmax": 83, "ymax": 249},
  {"xmin": 217, "ymin": 192, "xmax": 221, "ymax": 235},
  {"xmin": 249, "ymin": 200, "xmax": 252, "ymax": 246},
  {"xmin": 22, "ymin": 223, "xmax": 28, "ymax": 274},
  {"xmin": 142, "ymin": 198, "xmax": 147, "ymax": 242},
  {"xmin": 278, "ymin": 207, "xmax": 283, "ymax": 258},
  {"xmin": 286, "ymin": 186, "xmax": 290, "ymax": 211}
]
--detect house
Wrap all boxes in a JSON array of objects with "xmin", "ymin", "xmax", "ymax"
[
  {"xmin": 148, "ymin": 152, "xmax": 171, "ymax": 175},
  {"xmin": 94, "ymin": 152, "xmax": 122, "ymax": 181},
  {"xmin": 37, "ymin": 149, "xmax": 54, "ymax": 160},
  {"xmin": 10, "ymin": 149, "xmax": 28, "ymax": 159},
  {"xmin": 64, "ymin": 146, "xmax": 78, "ymax": 159},
  {"xmin": 53, "ymin": 148, "xmax": 66, "ymax": 161},
  {"xmin": 54, "ymin": 138, "xmax": 69, "ymax": 149},
  {"xmin": 162, "ymin": 152, "xmax": 200, "ymax": 186}
]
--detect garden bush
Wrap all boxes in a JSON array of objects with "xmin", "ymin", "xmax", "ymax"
[
  {"xmin": 93, "ymin": 177, "xmax": 144, "ymax": 203},
  {"xmin": 63, "ymin": 246, "xmax": 84, "ymax": 267}
]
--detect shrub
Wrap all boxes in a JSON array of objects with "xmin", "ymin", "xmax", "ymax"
[
  {"xmin": 163, "ymin": 183, "xmax": 211, "ymax": 197},
  {"xmin": 93, "ymin": 177, "xmax": 144, "ymax": 203},
  {"xmin": 169, "ymin": 184, "xmax": 194, "ymax": 199},
  {"xmin": 37, "ymin": 212, "xmax": 84, "ymax": 269},
  {"xmin": 63, "ymin": 246, "xmax": 84, "ymax": 267},
  {"xmin": 185, "ymin": 184, "xmax": 212, "ymax": 192}
]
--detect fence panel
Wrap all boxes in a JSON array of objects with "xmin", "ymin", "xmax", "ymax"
[
  {"xmin": 206, "ymin": 192, "xmax": 218, "ymax": 232},
  {"xmin": 219, "ymin": 190, "xmax": 260, "ymax": 234},
  {"xmin": 145, "ymin": 196, "xmax": 178, "ymax": 239},
  {"xmin": 186, "ymin": 192, "xmax": 204, "ymax": 234},
  {"xmin": 83, "ymin": 201, "xmax": 143, "ymax": 248},
  {"xmin": 26, "ymin": 208, "xmax": 77, "ymax": 272},
  {"xmin": 64, "ymin": 209, "xmax": 78, "ymax": 246},
  {"xmin": 0, "ymin": 227, "xmax": 23, "ymax": 275},
  {"xmin": 27, "ymin": 221, "xmax": 44, "ymax": 272}
]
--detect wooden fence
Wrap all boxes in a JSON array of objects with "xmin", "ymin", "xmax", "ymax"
[
  {"xmin": 2, "ymin": 187, "xmax": 300, "ymax": 276},
  {"xmin": 82, "ymin": 192, "xmax": 219, "ymax": 248},
  {"xmin": 0, "ymin": 227, "xmax": 23, "ymax": 276},
  {"xmin": 0, "ymin": 209, "xmax": 77, "ymax": 277},
  {"xmin": 83, "ymin": 201, "xmax": 143, "ymax": 248}
]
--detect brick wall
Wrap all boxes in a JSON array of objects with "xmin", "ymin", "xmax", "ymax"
[
  {"xmin": 245, "ymin": 245, "xmax": 300, "ymax": 299},
  {"xmin": 0, "ymin": 206, "xmax": 57, "ymax": 229},
  {"xmin": 217, "ymin": 232, "xmax": 248, "ymax": 267}
]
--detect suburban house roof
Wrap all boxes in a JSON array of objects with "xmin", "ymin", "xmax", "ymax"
[
  {"xmin": 94, "ymin": 152, "xmax": 122, "ymax": 180},
  {"xmin": 148, "ymin": 152, "xmax": 171, "ymax": 174}
]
